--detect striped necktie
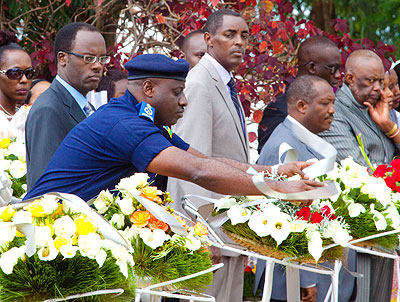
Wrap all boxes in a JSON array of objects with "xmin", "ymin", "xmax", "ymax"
[
  {"xmin": 228, "ymin": 77, "xmax": 246, "ymax": 141},
  {"xmin": 83, "ymin": 101, "xmax": 95, "ymax": 117}
]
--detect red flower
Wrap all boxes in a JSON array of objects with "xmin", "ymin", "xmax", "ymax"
[
  {"xmin": 295, "ymin": 207, "xmax": 310, "ymax": 221},
  {"xmin": 373, "ymin": 164, "xmax": 389, "ymax": 178},
  {"xmin": 391, "ymin": 158, "xmax": 400, "ymax": 170},
  {"xmin": 310, "ymin": 212, "xmax": 323, "ymax": 224},
  {"xmin": 319, "ymin": 206, "xmax": 331, "ymax": 217},
  {"xmin": 384, "ymin": 176, "xmax": 397, "ymax": 191},
  {"xmin": 329, "ymin": 214, "xmax": 337, "ymax": 220},
  {"xmin": 244, "ymin": 266, "xmax": 252, "ymax": 273}
]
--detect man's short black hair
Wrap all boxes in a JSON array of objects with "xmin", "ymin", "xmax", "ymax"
[
  {"xmin": 181, "ymin": 29, "xmax": 205, "ymax": 53},
  {"xmin": 297, "ymin": 35, "xmax": 338, "ymax": 63},
  {"xmin": 204, "ymin": 9, "xmax": 241, "ymax": 35},
  {"xmin": 54, "ymin": 22, "xmax": 100, "ymax": 64},
  {"xmin": 287, "ymin": 74, "xmax": 328, "ymax": 105}
]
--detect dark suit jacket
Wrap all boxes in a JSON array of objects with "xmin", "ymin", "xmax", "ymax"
[{"xmin": 25, "ymin": 78, "xmax": 86, "ymax": 189}]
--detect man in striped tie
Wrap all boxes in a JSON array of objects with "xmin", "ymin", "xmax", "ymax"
[{"xmin": 168, "ymin": 9, "xmax": 250, "ymax": 302}]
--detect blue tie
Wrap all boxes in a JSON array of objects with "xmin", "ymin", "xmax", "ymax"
[
  {"xmin": 83, "ymin": 101, "xmax": 95, "ymax": 117},
  {"xmin": 228, "ymin": 77, "xmax": 246, "ymax": 141}
]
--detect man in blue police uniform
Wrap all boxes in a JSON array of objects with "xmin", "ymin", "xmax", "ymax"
[{"xmin": 25, "ymin": 54, "xmax": 323, "ymax": 203}]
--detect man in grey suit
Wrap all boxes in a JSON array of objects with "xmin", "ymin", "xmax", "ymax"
[
  {"xmin": 258, "ymin": 75, "xmax": 356, "ymax": 302},
  {"xmin": 25, "ymin": 22, "xmax": 107, "ymax": 189},
  {"xmin": 167, "ymin": 9, "xmax": 249, "ymax": 302},
  {"xmin": 319, "ymin": 49, "xmax": 399, "ymax": 302}
]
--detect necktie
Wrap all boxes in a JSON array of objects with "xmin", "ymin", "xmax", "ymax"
[
  {"xmin": 83, "ymin": 101, "xmax": 95, "ymax": 117},
  {"xmin": 227, "ymin": 77, "xmax": 246, "ymax": 141}
]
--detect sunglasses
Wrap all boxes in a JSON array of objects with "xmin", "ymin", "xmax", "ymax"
[{"xmin": 0, "ymin": 67, "xmax": 36, "ymax": 80}]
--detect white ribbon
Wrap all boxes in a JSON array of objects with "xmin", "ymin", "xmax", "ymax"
[{"xmin": 43, "ymin": 288, "xmax": 124, "ymax": 301}]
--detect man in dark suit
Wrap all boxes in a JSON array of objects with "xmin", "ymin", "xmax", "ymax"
[
  {"xmin": 257, "ymin": 35, "xmax": 342, "ymax": 153},
  {"xmin": 25, "ymin": 22, "xmax": 107, "ymax": 189},
  {"xmin": 257, "ymin": 75, "xmax": 356, "ymax": 302}
]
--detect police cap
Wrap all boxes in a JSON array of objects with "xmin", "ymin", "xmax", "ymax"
[{"xmin": 125, "ymin": 54, "xmax": 189, "ymax": 81}]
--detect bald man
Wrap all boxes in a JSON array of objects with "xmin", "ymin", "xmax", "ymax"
[
  {"xmin": 181, "ymin": 29, "xmax": 207, "ymax": 70},
  {"xmin": 257, "ymin": 35, "xmax": 341, "ymax": 153},
  {"xmin": 319, "ymin": 49, "xmax": 399, "ymax": 302}
]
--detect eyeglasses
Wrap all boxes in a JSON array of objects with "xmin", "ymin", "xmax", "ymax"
[
  {"xmin": 62, "ymin": 50, "xmax": 111, "ymax": 65},
  {"xmin": 0, "ymin": 67, "xmax": 36, "ymax": 80},
  {"xmin": 303, "ymin": 61, "xmax": 341, "ymax": 75}
]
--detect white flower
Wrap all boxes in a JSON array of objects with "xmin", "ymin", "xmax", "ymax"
[
  {"xmin": 111, "ymin": 213, "xmax": 125, "ymax": 229},
  {"xmin": 0, "ymin": 225, "xmax": 16, "ymax": 246},
  {"xmin": 53, "ymin": 216, "xmax": 77, "ymax": 238},
  {"xmin": 35, "ymin": 226, "xmax": 54, "ymax": 248},
  {"xmin": 117, "ymin": 173, "xmax": 149, "ymax": 194},
  {"xmin": 11, "ymin": 210, "xmax": 32, "ymax": 224},
  {"xmin": 119, "ymin": 225, "xmax": 141, "ymax": 242},
  {"xmin": 60, "ymin": 244, "xmax": 79, "ymax": 258},
  {"xmin": 117, "ymin": 197, "xmax": 134, "ymax": 215},
  {"xmin": 306, "ymin": 230, "xmax": 323, "ymax": 262},
  {"xmin": 361, "ymin": 177, "xmax": 392, "ymax": 207},
  {"xmin": 268, "ymin": 212, "xmax": 291, "ymax": 246},
  {"xmin": 8, "ymin": 160, "xmax": 26, "ymax": 179},
  {"xmin": 384, "ymin": 205, "xmax": 400, "ymax": 229},
  {"xmin": 117, "ymin": 260, "xmax": 129, "ymax": 278},
  {"xmin": 95, "ymin": 249, "xmax": 107, "ymax": 267},
  {"xmin": 214, "ymin": 196, "xmax": 237, "ymax": 211},
  {"xmin": 323, "ymin": 220, "xmax": 351, "ymax": 247},
  {"xmin": 0, "ymin": 159, "xmax": 11, "ymax": 172},
  {"xmin": 93, "ymin": 190, "xmax": 113, "ymax": 214},
  {"xmin": 370, "ymin": 204, "xmax": 387, "ymax": 231},
  {"xmin": 109, "ymin": 244, "xmax": 134, "ymax": 266},
  {"xmin": 184, "ymin": 233, "xmax": 202, "ymax": 251},
  {"xmin": 78, "ymin": 232, "xmax": 102, "ymax": 259},
  {"xmin": 348, "ymin": 203, "xmax": 366, "ymax": 217},
  {"xmin": 326, "ymin": 163, "xmax": 341, "ymax": 180},
  {"xmin": 139, "ymin": 228, "xmax": 170, "ymax": 249},
  {"xmin": 248, "ymin": 210, "xmax": 272, "ymax": 237},
  {"xmin": 391, "ymin": 193, "xmax": 400, "ymax": 203},
  {"xmin": 290, "ymin": 219, "xmax": 308, "ymax": 233},
  {"xmin": 227, "ymin": 205, "xmax": 251, "ymax": 225},
  {"xmin": 0, "ymin": 245, "xmax": 26, "ymax": 274},
  {"xmin": 259, "ymin": 202, "xmax": 281, "ymax": 214},
  {"xmin": 41, "ymin": 195, "xmax": 59, "ymax": 214},
  {"xmin": 38, "ymin": 244, "xmax": 59, "ymax": 261},
  {"xmin": 7, "ymin": 141, "xmax": 26, "ymax": 159}
]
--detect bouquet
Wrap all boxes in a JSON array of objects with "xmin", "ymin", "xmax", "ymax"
[
  {"xmin": 92, "ymin": 173, "xmax": 213, "ymax": 291},
  {"xmin": 216, "ymin": 195, "xmax": 350, "ymax": 262},
  {"xmin": 321, "ymin": 157, "xmax": 400, "ymax": 249},
  {"xmin": 0, "ymin": 137, "xmax": 27, "ymax": 199},
  {"xmin": 0, "ymin": 193, "xmax": 135, "ymax": 301}
]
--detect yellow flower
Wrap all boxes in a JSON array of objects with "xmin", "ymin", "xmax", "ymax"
[
  {"xmin": 75, "ymin": 215, "xmax": 97, "ymax": 236},
  {"xmin": 141, "ymin": 186, "xmax": 162, "ymax": 202},
  {"xmin": 0, "ymin": 138, "xmax": 10, "ymax": 149},
  {"xmin": 44, "ymin": 218, "xmax": 55, "ymax": 236},
  {"xmin": 51, "ymin": 202, "xmax": 64, "ymax": 218},
  {"xmin": 193, "ymin": 222, "xmax": 208, "ymax": 236},
  {"xmin": 130, "ymin": 210, "xmax": 150, "ymax": 228},
  {"xmin": 54, "ymin": 236, "xmax": 72, "ymax": 250},
  {"xmin": 0, "ymin": 205, "xmax": 16, "ymax": 221},
  {"xmin": 16, "ymin": 231, "xmax": 25, "ymax": 237},
  {"xmin": 24, "ymin": 202, "xmax": 47, "ymax": 218}
]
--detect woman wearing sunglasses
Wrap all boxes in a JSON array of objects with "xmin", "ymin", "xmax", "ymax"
[{"xmin": 0, "ymin": 30, "xmax": 35, "ymax": 139}]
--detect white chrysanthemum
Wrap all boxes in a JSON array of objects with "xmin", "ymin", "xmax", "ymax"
[
  {"xmin": 139, "ymin": 228, "xmax": 170, "ymax": 249},
  {"xmin": 248, "ymin": 210, "xmax": 272, "ymax": 237},
  {"xmin": 290, "ymin": 219, "xmax": 308, "ymax": 233},
  {"xmin": 323, "ymin": 220, "xmax": 351, "ymax": 247},
  {"xmin": 306, "ymin": 230, "xmax": 323, "ymax": 262},
  {"xmin": 117, "ymin": 197, "xmax": 134, "ymax": 215},
  {"xmin": 35, "ymin": 225, "xmax": 54, "ymax": 248},
  {"xmin": 95, "ymin": 249, "xmax": 107, "ymax": 267},
  {"xmin": 53, "ymin": 215, "xmax": 77, "ymax": 238},
  {"xmin": 361, "ymin": 177, "xmax": 392, "ymax": 207},
  {"xmin": 117, "ymin": 173, "xmax": 149, "ymax": 194},
  {"xmin": 347, "ymin": 203, "xmax": 365, "ymax": 217},
  {"xmin": 0, "ymin": 225, "xmax": 16, "ymax": 246},
  {"xmin": 214, "ymin": 196, "xmax": 237, "ymax": 211},
  {"xmin": 370, "ymin": 204, "xmax": 387, "ymax": 231},
  {"xmin": 8, "ymin": 160, "xmax": 26, "ymax": 179},
  {"xmin": 78, "ymin": 232, "xmax": 102, "ymax": 259},
  {"xmin": 0, "ymin": 245, "xmax": 26, "ymax": 274},
  {"xmin": 384, "ymin": 205, "xmax": 400, "ymax": 229},
  {"xmin": 60, "ymin": 244, "xmax": 79, "ymax": 258},
  {"xmin": 38, "ymin": 244, "xmax": 59, "ymax": 261},
  {"xmin": 40, "ymin": 195, "xmax": 59, "ymax": 214},
  {"xmin": 227, "ymin": 205, "xmax": 251, "ymax": 225},
  {"xmin": 7, "ymin": 141, "xmax": 26, "ymax": 159},
  {"xmin": 340, "ymin": 157, "xmax": 369, "ymax": 177},
  {"xmin": 268, "ymin": 212, "xmax": 291, "ymax": 246},
  {"xmin": 93, "ymin": 190, "xmax": 113, "ymax": 214},
  {"xmin": 111, "ymin": 213, "xmax": 125, "ymax": 229}
]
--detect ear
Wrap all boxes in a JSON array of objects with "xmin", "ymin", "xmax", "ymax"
[
  {"xmin": 296, "ymin": 99, "xmax": 307, "ymax": 114},
  {"xmin": 57, "ymin": 51, "xmax": 67, "ymax": 67},
  {"xmin": 307, "ymin": 62, "xmax": 316, "ymax": 75},
  {"xmin": 179, "ymin": 52, "xmax": 186, "ymax": 60},
  {"xmin": 142, "ymin": 79, "xmax": 155, "ymax": 97},
  {"xmin": 204, "ymin": 32, "xmax": 213, "ymax": 48},
  {"xmin": 344, "ymin": 73, "xmax": 354, "ymax": 86}
]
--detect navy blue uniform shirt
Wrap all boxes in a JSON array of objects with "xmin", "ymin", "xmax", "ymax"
[{"xmin": 25, "ymin": 90, "xmax": 189, "ymax": 201}]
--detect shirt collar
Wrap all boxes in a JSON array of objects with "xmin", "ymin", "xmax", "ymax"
[
  {"xmin": 55, "ymin": 75, "xmax": 88, "ymax": 111},
  {"xmin": 287, "ymin": 115, "xmax": 314, "ymax": 134},
  {"xmin": 340, "ymin": 83, "xmax": 368, "ymax": 111},
  {"xmin": 203, "ymin": 53, "xmax": 232, "ymax": 85}
]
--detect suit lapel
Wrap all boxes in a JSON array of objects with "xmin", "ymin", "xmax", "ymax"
[
  {"xmin": 53, "ymin": 80, "xmax": 86, "ymax": 123},
  {"xmin": 201, "ymin": 58, "xmax": 249, "ymax": 159}
]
